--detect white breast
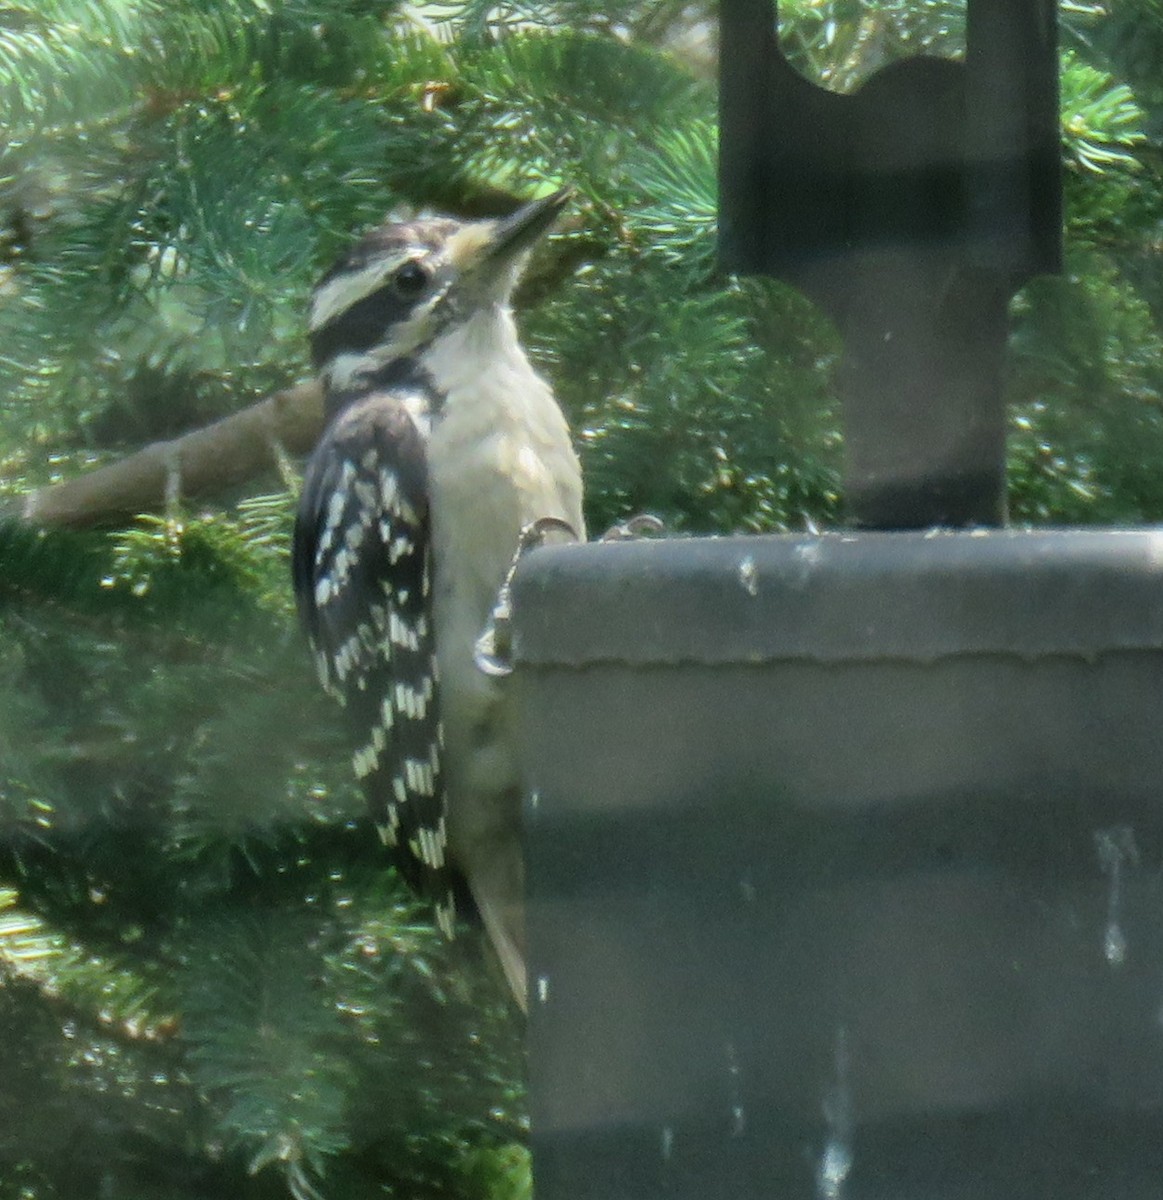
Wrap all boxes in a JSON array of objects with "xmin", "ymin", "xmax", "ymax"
[
  {"xmin": 419, "ymin": 306, "xmax": 584, "ymax": 842},
  {"xmin": 422, "ymin": 305, "xmax": 584, "ymax": 604}
]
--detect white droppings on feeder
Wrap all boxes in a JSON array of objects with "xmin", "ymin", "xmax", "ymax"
[
  {"xmin": 725, "ymin": 1041, "xmax": 746, "ymax": 1136},
  {"xmin": 817, "ymin": 1139, "xmax": 854, "ymax": 1200},
  {"xmin": 738, "ymin": 555, "xmax": 759, "ymax": 597},
  {"xmin": 817, "ymin": 1025, "xmax": 853, "ymax": 1200},
  {"xmin": 1095, "ymin": 825, "xmax": 1138, "ymax": 969}
]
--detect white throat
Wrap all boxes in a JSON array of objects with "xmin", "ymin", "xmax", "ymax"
[{"xmin": 420, "ymin": 305, "xmax": 527, "ymax": 403}]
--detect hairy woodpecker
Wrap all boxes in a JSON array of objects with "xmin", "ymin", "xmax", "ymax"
[{"xmin": 292, "ymin": 190, "xmax": 583, "ymax": 1009}]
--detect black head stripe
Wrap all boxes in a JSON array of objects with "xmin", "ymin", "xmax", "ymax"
[
  {"xmin": 315, "ymin": 217, "xmax": 461, "ymax": 288},
  {"xmin": 310, "ymin": 282, "xmax": 418, "ymax": 370},
  {"xmin": 309, "ymin": 217, "xmax": 464, "ymax": 372},
  {"xmin": 361, "ymin": 357, "xmax": 438, "ymax": 399},
  {"xmin": 323, "ymin": 360, "xmax": 438, "ymax": 421}
]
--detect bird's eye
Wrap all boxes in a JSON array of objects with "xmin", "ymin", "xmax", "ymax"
[{"xmin": 394, "ymin": 260, "xmax": 430, "ymax": 296}]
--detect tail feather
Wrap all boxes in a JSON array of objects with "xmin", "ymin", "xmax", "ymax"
[{"xmin": 463, "ymin": 858, "xmax": 527, "ymax": 1013}]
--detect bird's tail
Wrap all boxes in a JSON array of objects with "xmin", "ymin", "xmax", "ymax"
[{"xmin": 464, "ymin": 856, "xmax": 528, "ymax": 1013}]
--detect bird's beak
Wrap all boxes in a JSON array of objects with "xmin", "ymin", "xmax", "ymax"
[
  {"xmin": 446, "ymin": 188, "xmax": 572, "ymax": 298},
  {"xmin": 487, "ymin": 187, "xmax": 572, "ymax": 265}
]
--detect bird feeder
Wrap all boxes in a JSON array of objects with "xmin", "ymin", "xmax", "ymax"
[{"xmin": 516, "ymin": 3, "xmax": 1163, "ymax": 1199}]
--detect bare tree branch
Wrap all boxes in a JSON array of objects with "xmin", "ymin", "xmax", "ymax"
[{"xmin": 20, "ymin": 380, "xmax": 324, "ymax": 529}]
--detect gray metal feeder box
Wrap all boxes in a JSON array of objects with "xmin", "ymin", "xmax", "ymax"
[
  {"xmin": 514, "ymin": 1, "xmax": 1163, "ymax": 1197},
  {"xmin": 516, "ymin": 532, "xmax": 1163, "ymax": 1198}
]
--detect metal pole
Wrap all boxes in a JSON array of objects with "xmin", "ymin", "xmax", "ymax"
[{"xmin": 718, "ymin": 0, "xmax": 1061, "ymax": 528}]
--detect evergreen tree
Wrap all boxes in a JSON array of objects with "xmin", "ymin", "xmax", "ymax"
[{"xmin": 0, "ymin": 3, "xmax": 1159, "ymax": 1198}]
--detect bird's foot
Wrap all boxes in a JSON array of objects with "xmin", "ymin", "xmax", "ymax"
[
  {"xmin": 475, "ymin": 516, "xmax": 580, "ymax": 678},
  {"xmin": 600, "ymin": 512, "xmax": 665, "ymax": 541}
]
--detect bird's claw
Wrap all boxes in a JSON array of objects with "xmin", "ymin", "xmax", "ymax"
[
  {"xmin": 475, "ymin": 517, "xmax": 581, "ymax": 678},
  {"xmin": 600, "ymin": 512, "xmax": 665, "ymax": 542}
]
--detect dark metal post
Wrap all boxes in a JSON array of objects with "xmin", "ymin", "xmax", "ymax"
[{"xmin": 719, "ymin": 0, "xmax": 1060, "ymax": 528}]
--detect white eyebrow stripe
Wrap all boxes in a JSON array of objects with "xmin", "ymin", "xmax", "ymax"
[{"xmin": 308, "ymin": 246, "xmax": 427, "ymax": 332}]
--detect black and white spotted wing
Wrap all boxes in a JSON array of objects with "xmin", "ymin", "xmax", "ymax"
[{"xmin": 292, "ymin": 392, "xmax": 454, "ymax": 935}]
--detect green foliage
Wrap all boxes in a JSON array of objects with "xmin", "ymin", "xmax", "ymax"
[
  {"xmin": 0, "ymin": 513, "xmax": 525, "ymax": 1200},
  {"xmin": 1, "ymin": 1, "xmax": 1163, "ymax": 1198},
  {"xmin": 1061, "ymin": 50, "xmax": 1146, "ymax": 173}
]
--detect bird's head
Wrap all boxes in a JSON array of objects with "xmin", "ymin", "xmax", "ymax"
[{"xmin": 308, "ymin": 188, "xmax": 570, "ymax": 390}]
